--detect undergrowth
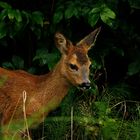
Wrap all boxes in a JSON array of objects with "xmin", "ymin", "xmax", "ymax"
[{"xmin": 30, "ymin": 85, "xmax": 140, "ymax": 140}]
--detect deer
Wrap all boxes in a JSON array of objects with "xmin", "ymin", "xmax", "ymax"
[{"xmin": 0, "ymin": 27, "xmax": 101, "ymax": 140}]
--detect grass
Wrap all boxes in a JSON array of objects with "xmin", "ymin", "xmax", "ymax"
[
  {"xmin": 0, "ymin": 83, "xmax": 139, "ymax": 140},
  {"xmin": 33, "ymin": 85, "xmax": 140, "ymax": 140}
]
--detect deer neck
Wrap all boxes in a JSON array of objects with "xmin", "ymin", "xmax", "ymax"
[{"xmin": 37, "ymin": 57, "xmax": 70, "ymax": 108}]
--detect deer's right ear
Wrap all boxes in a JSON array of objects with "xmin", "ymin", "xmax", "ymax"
[
  {"xmin": 76, "ymin": 27, "xmax": 101, "ymax": 51},
  {"xmin": 55, "ymin": 33, "xmax": 72, "ymax": 54}
]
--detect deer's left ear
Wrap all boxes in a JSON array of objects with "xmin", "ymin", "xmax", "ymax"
[
  {"xmin": 77, "ymin": 27, "xmax": 101, "ymax": 51},
  {"xmin": 55, "ymin": 32, "xmax": 73, "ymax": 55}
]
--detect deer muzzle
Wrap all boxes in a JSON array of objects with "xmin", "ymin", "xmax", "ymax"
[{"xmin": 79, "ymin": 81, "xmax": 91, "ymax": 90}]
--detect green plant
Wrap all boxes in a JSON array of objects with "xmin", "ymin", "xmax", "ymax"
[
  {"xmin": 53, "ymin": 0, "xmax": 116, "ymax": 27},
  {"xmin": 2, "ymin": 55, "xmax": 24, "ymax": 69},
  {"xmin": 33, "ymin": 47, "xmax": 60, "ymax": 70}
]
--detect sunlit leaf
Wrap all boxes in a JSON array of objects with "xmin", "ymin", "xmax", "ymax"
[
  {"xmin": 90, "ymin": 7, "xmax": 100, "ymax": 14},
  {"xmin": 15, "ymin": 9, "xmax": 22, "ymax": 22},
  {"xmin": 101, "ymin": 5, "xmax": 116, "ymax": 19},
  {"xmin": 100, "ymin": 4, "xmax": 116, "ymax": 27},
  {"xmin": 100, "ymin": 14, "xmax": 112, "ymax": 26},
  {"xmin": 8, "ymin": 9, "xmax": 15, "ymax": 20}
]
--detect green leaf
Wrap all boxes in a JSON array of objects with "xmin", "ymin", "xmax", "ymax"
[
  {"xmin": 94, "ymin": 101, "xmax": 108, "ymax": 116},
  {"xmin": 14, "ymin": 9, "xmax": 22, "ymax": 22},
  {"xmin": 46, "ymin": 52, "xmax": 60, "ymax": 70},
  {"xmin": 33, "ymin": 48, "xmax": 48, "ymax": 65},
  {"xmin": 102, "ymin": 118, "xmax": 118, "ymax": 140},
  {"xmin": 2, "ymin": 62, "xmax": 14, "ymax": 69},
  {"xmin": 0, "ymin": 9, "xmax": 8, "ymax": 21},
  {"xmin": 100, "ymin": 13, "xmax": 114, "ymax": 27},
  {"xmin": 127, "ymin": 61, "xmax": 140, "ymax": 76},
  {"xmin": 9, "ymin": 22, "xmax": 23, "ymax": 38},
  {"xmin": 100, "ymin": 4, "xmax": 116, "ymax": 27},
  {"xmin": 33, "ymin": 48, "xmax": 59, "ymax": 69},
  {"xmin": 53, "ymin": 11, "xmax": 63, "ymax": 24},
  {"xmin": 0, "ymin": 22, "xmax": 7, "ymax": 39},
  {"xmin": 112, "ymin": 47, "xmax": 124, "ymax": 56},
  {"xmin": 101, "ymin": 6, "xmax": 116, "ymax": 19},
  {"xmin": 31, "ymin": 26, "xmax": 41, "ymax": 39},
  {"xmin": 0, "ymin": 1, "xmax": 12, "ymax": 9},
  {"xmin": 8, "ymin": 9, "xmax": 15, "ymax": 20},
  {"xmin": 12, "ymin": 56, "xmax": 24, "ymax": 69},
  {"xmin": 22, "ymin": 11, "xmax": 30, "ymax": 25},
  {"xmin": 90, "ymin": 7, "xmax": 100, "ymax": 14},
  {"xmin": 27, "ymin": 67, "xmax": 36, "ymax": 74},
  {"xmin": 128, "ymin": 0, "xmax": 140, "ymax": 9},
  {"xmin": 88, "ymin": 13, "xmax": 99, "ymax": 27},
  {"xmin": 81, "ymin": 7, "xmax": 90, "ymax": 16},
  {"xmin": 32, "ymin": 11, "xmax": 44, "ymax": 27},
  {"xmin": 65, "ymin": 6, "xmax": 78, "ymax": 19}
]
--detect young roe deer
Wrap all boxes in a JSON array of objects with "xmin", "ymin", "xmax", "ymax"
[{"xmin": 0, "ymin": 27, "xmax": 101, "ymax": 139}]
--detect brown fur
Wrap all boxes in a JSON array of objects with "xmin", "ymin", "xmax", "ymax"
[
  {"xmin": 0, "ymin": 28, "xmax": 100, "ymax": 139},
  {"xmin": 74, "ymin": 48, "xmax": 88, "ymax": 65}
]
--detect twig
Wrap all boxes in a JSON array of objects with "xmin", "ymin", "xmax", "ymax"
[
  {"xmin": 101, "ymin": 55, "xmax": 108, "ymax": 87},
  {"xmin": 7, "ymin": 95, "xmax": 22, "ymax": 134},
  {"xmin": 23, "ymin": 90, "xmax": 31, "ymax": 140},
  {"xmin": 110, "ymin": 100, "xmax": 140, "ymax": 110},
  {"xmin": 71, "ymin": 106, "xmax": 74, "ymax": 140}
]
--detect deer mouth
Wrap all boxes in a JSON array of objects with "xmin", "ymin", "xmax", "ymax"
[{"xmin": 78, "ymin": 82, "xmax": 91, "ymax": 90}]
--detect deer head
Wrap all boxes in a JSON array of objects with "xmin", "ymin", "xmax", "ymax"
[{"xmin": 55, "ymin": 27, "xmax": 101, "ymax": 90}]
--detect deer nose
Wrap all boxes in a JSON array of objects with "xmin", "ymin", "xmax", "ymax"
[{"xmin": 79, "ymin": 82, "xmax": 91, "ymax": 90}]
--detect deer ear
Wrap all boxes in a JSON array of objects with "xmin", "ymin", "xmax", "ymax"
[
  {"xmin": 77, "ymin": 27, "xmax": 101, "ymax": 51},
  {"xmin": 55, "ymin": 32, "xmax": 72, "ymax": 54}
]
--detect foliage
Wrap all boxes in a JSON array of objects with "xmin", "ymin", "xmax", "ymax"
[
  {"xmin": 33, "ymin": 48, "xmax": 60, "ymax": 70},
  {"xmin": 2, "ymin": 55, "xmax": 24, "ymax": 69},
  {"xmin": 53, "ymin": 0, "xmax": 116, "ymax": 27},
  {"xmin": 0, "ymin": 0, "xmax": 140, "ymax": 139},
  {"xmin": 0, "ymin": 1, "xmax": 44, "ymax": 39}
]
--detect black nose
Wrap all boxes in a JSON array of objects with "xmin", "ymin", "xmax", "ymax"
[{"xmin": 79, "ymin": 82, "xmax": 91, "ymax": 90}]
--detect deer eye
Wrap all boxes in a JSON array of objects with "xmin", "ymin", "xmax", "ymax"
[{"xmin": 69, "ymin": 64, "xmax": 78, "ymax": 71}]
